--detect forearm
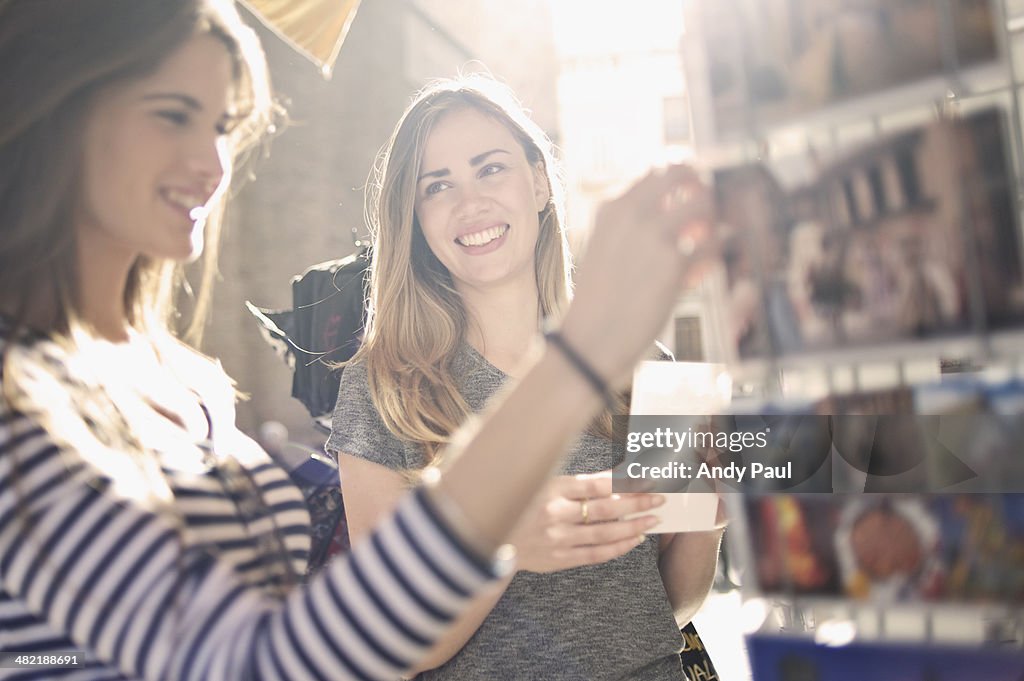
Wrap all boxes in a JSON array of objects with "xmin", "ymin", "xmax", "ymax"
[
  {"xmin": 408, "ymin": 342, "xmax": 631, "ymax": 671},
  {"xmin": 0, "ymin": 434, "xmax": 501, "ymax": 681},
  {"xmin": 658, "ymin": 529, "xmax": 725, "ymax": 624},
  {"xmin": 407, "ymin": 573, "xmax": 513, "ymax": 674},
  {"xmin": 436, "ymin": 343, "xmax": 603, "ymax": 554}
]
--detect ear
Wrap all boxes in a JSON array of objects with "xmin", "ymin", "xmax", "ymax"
[{"xmin": 532, "ymin": 161, "xmax": 551, "ymax": 212}]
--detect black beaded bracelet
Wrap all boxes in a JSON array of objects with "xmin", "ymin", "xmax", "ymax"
[{"xmin": 543, "ymin": 329, "xmax": 616, "ymax": 411}]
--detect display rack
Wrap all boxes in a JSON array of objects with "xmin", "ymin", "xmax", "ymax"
[{"xmin": 676, "ymin": 1, "xmax": 1024, "ymax": 677}]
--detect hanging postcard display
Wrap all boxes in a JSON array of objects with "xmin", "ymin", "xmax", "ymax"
[
  {"xmin": 712, "ymin": 107, "xmax": 1023, "ymax": 359},
  {"xmin": 695, "ymin": 0, "xmax": 999, "ymax": 137}
]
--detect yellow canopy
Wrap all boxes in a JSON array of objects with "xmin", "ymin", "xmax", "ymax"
[{"xmin": 240, "ymin": 0, "xmax": 362, "ymax": 76}]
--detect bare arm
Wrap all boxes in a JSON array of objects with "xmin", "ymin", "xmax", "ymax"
[
  {"xmin": 338, "ymin": 454, "xmax": 513, "ymax": 674},
  {"xmin": 657, "ymin": 499, "xmax": 728, "ymax": 623},
  {"xmin": 658, "ymin": 529, "xmax": 725, "ymax": 624}
]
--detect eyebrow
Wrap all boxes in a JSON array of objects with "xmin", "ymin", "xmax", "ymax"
[
  {"xmin": 142, "ymin": 93, "xmax": 202, "ymax": 110},
  {"xmin": 417, "ymin": 148, "xmax": 511, "ymax": 183}
]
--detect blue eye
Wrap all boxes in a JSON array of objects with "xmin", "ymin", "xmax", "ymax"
[
  {"xmin": 480, "ymin": 163, "xmax": 505, "ymax": 177},
  {"xmin": 425, "ymin": 181, "xmax": 449, "ymax": 196}
]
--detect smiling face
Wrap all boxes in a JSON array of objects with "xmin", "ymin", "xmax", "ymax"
[
  {"xmin": 414, "ymin": 106, "xmax": 550, "ymax": 296},
  {"xmin": 76, "ymin": 33, "xmax": 237, "ymax": 265}
]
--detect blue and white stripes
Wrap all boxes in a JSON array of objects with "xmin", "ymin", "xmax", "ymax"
[{"xmin": 0, "ymin": 342, "xmax": 499, "ymax": 680}]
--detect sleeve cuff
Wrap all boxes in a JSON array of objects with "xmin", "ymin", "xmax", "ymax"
[{"xmin": 409, "ymin": 486, "xmax": 516, "ymax": 583}]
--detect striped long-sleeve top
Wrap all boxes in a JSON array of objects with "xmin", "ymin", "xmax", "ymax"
[{"xmin": 0, "ymin": 330, "xmax": 502, "ymax": 680}]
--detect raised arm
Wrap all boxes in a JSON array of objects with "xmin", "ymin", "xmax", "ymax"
[{"xmin": 0, "ymin": 165, "xmax": 712, "ymax": 681}]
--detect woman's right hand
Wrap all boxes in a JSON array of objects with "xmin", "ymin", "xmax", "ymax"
[
  {"xmin": 560, "ymin": 165, "xmax": 716, "ymax": 388},
  {"xmin": 509, "ymin": 471, "xmax": 664, "ymax": 573}
]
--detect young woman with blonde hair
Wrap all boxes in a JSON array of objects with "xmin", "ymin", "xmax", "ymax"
[
  {"xmin": 0, "ymin": 2, "xmax": 713, "ymax": 679},
  {"xmin": 329, "ymin": 77, "xmax": 725, "ymax": 680}
]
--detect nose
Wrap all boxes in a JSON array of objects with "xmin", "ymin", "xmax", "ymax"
[
  {"xmin": 453, "ymin": 183, "xmax": 490, "ymax": 222},
  {"xmin": 187, "ymin": 132, "xmax": 230, "ymax": 198}
]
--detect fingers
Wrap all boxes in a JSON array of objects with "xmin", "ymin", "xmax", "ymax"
[
  {"xmin": 544, "ymin": 513, "xmax": 656, "ymax": 546},
  {"xmin": 658, "ymin": 173, "xmax": 713, "ymax": 213},
  {"xmin": 576, "ymin": 492, "xmax": 664, "ymax": 524},
  {"xmin": 547, "ymin": 472, "xmax": 664, "ymax": 525},
  {"xmin": 517, "ymin": 473, "xmax": 667, "ymax": 573},
  {"xmin": 623, "ymin": 164, "xmax": 703, "ymax": 209},
  {"xmin": 625, "ymin": 165, "xmax": 713, "ymax": 224},
  {"xmin": 570, "ymin": 514, "xmax": 661, "ymax": 545},
  {"xmin": 658, "ymin": 189, "xmax": 717, "ymax": 265},
  {"xmin": 552, "ymin": 533, "xmax": 649, "ymax": 568},
  {"xmin": 554, "ymin": 471, "xmax": 612, "ymax": 501},
  {"xmin": 659, "ymin": 189, "xmax": 714, "ymax": 236},
  {"xmin": 618, "ymin": 166, "xmax": 718, "ymax": 277},
  {"xmin": 536, "ymin": 508, "xmax": 660, "ymax": 570}
]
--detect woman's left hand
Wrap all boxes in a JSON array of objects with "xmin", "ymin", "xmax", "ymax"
[{"xmin": 509, "ymin": 470, "xmax": 664, "ymax": 573}]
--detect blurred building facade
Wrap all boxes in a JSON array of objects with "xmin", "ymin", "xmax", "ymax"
[{"xmin": 550, "ymin": 0, "xmax": 692, "ymax": 233}]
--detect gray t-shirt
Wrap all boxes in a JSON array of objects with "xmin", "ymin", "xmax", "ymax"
[{"xmin": 327, "ymin": 344, "xmax": 685, "ymax": 681}]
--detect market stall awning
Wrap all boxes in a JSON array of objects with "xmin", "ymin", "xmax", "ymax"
[{"xmin": 240, "ymin": 0, "xmax": 361, "ymax": 76}]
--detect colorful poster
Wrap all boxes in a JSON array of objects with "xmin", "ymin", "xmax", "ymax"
[{"xmin": 744, "ymin": 494, "xmax": 1024, "ymax": 603}]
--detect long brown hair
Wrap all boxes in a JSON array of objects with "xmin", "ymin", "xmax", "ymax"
[
  {"xmin": 0, "ymin": 0, "xmax": 278, "ymax": 502},
  {"xmin": 357, "ymin": 76, "xmax": 573, "ymax": 462},
  {"xmin": 0, "ymin": 0, "xmax": 275, "ymax": 343}
]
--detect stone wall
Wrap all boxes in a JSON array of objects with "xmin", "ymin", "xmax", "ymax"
[{"xmin": 205, "ymin": 0, "xmax": 414, "ymax": 448}]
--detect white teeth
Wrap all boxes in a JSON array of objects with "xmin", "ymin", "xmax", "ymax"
[
  {"xmin": 457, "ymin": 224, "xmax": 508, "ymax": 247},
  {"xmin": 163, "ymin": 189, "xmax": 204, "ymax": 213}
]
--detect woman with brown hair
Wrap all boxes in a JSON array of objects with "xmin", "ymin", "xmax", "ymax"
[
  {"xmin": 0, "ymin": 2, "xmax": 713, "ymax": 679},
  {"xmin": 329, "ymin": 77, "xmax": 725, "ymax": 680}
]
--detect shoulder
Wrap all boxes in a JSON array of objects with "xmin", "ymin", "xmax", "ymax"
[
  {"xmin": 0, "ymin": 328, "xmax": 82, "ymax": 418},
  {"xmin": 332, "ymin": 358, "xmax": 372, "ymax": 416},
  {"xmin": 0, "ymin": 321, "xmax": 65, "ymax": 380},
  {"xmin": 337, "ymin": 357, "xmax": 369, "ymax": 386},
  {"xmin": 326, "ymin": 358, "xmax": 393, "ymax": 454},
  {"xmin": 0, "ymin": 334, "xmax": 119, "ymax": 509},
  {"xmin": 327, "ymin": 359, "xmax": 376, "ymax": 443}
]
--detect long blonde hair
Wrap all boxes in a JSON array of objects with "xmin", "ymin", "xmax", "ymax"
[
  {"xmin": 358, "ymin": 76, "xmax": 572, "ymax": 461},
  {"xmin": 0, "ymin": 0, "xmax": 278, "ymax": 503}
]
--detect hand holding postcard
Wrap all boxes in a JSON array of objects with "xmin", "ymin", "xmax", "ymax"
[{"xmin": 619, "ymin": 361, "xmax": 731, "ymax": 533}]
